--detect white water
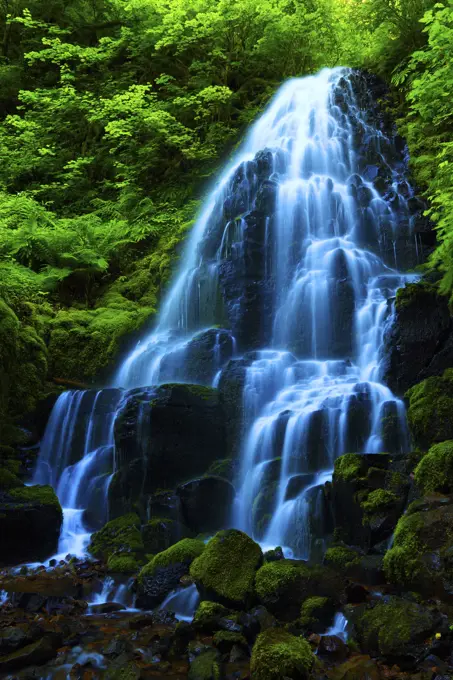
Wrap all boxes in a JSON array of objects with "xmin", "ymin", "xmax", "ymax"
[
  {"xmin": 159, "ymin": 584, "xmax": 200, "ymax": 622},
  {"xmin": 33, "ymin": 67, "xmax": 419, "ymax": 568},
  {"xmin": 325, "ymin": 612, "xmax": 349, "ymax": 641}
]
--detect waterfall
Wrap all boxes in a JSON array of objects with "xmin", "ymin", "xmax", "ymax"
[{"xmin": 34, "ymin": 67, "xmax": 419, "ymax": 565}]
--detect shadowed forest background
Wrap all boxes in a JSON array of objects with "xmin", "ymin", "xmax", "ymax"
[{"xmin": 0, "ymin": 0, "xmax": 452, "ymax": 442}]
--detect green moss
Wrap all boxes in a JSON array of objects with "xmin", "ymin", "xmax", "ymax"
[
  {"xmin": 255, "ymin": 560, "xmax": 304, "ymax": 600},
  {"xmin": 9, "ymin": 484, "xmax": 62, "ymax": 514},
  {"xmin": 206, "ymin": 458, "xmax": 235, "ymax": 480},
  {"xmin": 142, "ymin": 517, "xmax": 181, "ymax": 554},
  {"xmin": 299, "ymin": 596, "xmax": 330, "ymax": 627},
  {"xmin": 88, "ymin": 513, "xmax": 143, "ymax": 561},
  {"xmin": 213, "ymin": 630, "xmax": 247, "ymax": 647},
  {"xmin": 188, "ymin": 649, "xmax": 220, "ymax": 680},
  {"xmin": 193, "ymin": 600, "xmax": 230, "ymax": 630},
  {"xmin": 405, "ymin": 369, "xmax": 453, "ymax": 448},
  {"xmin": 159, "ymin": 383, "xmax": 217, "ymax": 401},
  {"xmin": 383, "ymin": 509, "xmax": 426, "ymax": 585},
  {"xmin": 140, "ymin": 538, "xmax": 205, "ymax": 580},
  {"xmin": 250, "ymin": 628, "xmax": 314, "ymax": 680},
  {"xmin": 414, "ymin": 441, "xmax": 453, "ymax": 494},
  {"xmin": 0, "ymin": 467, "xmax": 23, "ymax": 490},
  {"xmin": 357, "ymin": 599, "xmax": 434, "ymax": 656},
  {"xmin": 361, "ymin": 488, "xmax": 398, "ymax": 522},
  {"xmin": 334, "ymin": 453, "xmax": 364, "ymax": 482},
  {"xmin": 190, "ymin": 529, "xmax": 263, "ymax": 607},
  {"xmin": 324, "ymin": 546, "xmax": 361, "ymax": 571},
  {"xmin": 107, "ymin": 553, "xmax": 141, "ymax": 573},
  {"xmin": 395, "ymin": 282, "xmax": 437, "ymax": 310}
]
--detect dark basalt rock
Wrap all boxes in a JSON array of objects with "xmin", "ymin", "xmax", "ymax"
[
  {"xmin": 383, "ymin": 281, "xmax": 453, "ymax": 395},
  {"xmin": 0, "ymin": 485, "xmax": 63, "ymax": 567},
  {"xmin": 177, "ymin": 476, "xmax": 235, "ymax": 534},
  {"xmin": 136, "ymin": 562, "xmax": 189, "ymax": 609},
  {"xmin": 110, "ymin": 383, "xmax": 227, "ymax": 518}
]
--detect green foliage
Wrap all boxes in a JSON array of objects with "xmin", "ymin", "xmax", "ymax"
[
  {"xmin": 414, "ymin": 440, "xmax": 453, "ymax": 494},
  {"xmin": 250, "ymin": 628, "xmax": 314, "ymax": 680}
]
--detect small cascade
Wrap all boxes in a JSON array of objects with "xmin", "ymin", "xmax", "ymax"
[
  {"xmin": 34, "ymin": 389, "xmax": 123, "ymax": 559},
  {"xmin": 159, "ymin": 584, "xmax": 200, "ymax": 622},
  {"xmin": 325, "ymin": 612, "xmax": 349, "ymax": 640}
]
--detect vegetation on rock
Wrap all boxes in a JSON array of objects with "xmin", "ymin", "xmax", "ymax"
[{"xmin": 250, "ymin": 628, "xmax": 314, "ymax": 680}]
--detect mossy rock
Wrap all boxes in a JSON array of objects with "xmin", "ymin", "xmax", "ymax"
[
  {"xmin": 213, "ymin": 630, "xmax": 247, "ymax": 654},
  {"xmin": 300, "ymin": 596, "xmax": 336, "ymax": 631},
  {"xmin": 0, "ymin": 484, "xmax": 62, "ymax": 566},
  {"xmin": 414, "ymin": 441, "xmax": 453, "ymax": 495},
  {"xmin": 107, "ymin": 553, "xmax": 141, "ymax": 574},
  {"xmin": 140, "ymin": 538, "xmax": 205, "ymax": 580},
  {"xmin": 0, "ymin": 468, "xmax": 23, "ymax": 490},
  {"xmin": 188, "ymin": 648, "xmax": 221, "ymax": 680},
  {"xmin": 142, "ymin": 517, "xmax": 191, "ymax": 555},
  {"xmin": 354, "ymin": 597, "xmax": 437, "ymax": 667},
  {"xmin": 137, "ymin": 538, "xmax": 205, "ymax": 609},
  {"xmin": 193, "ymin": 601, "xmax": 231, "ymax": 632},
  {"xmin": 324, "ymin": 546, "xmax": 361, "ymax": 572},
  {"xmin": 406, "ymin": 369, "xmax": 453, "ymax": 448},
  {"xmin": 255, "ymin": 559, "xmax": 343, "ymax": 622},
  {"xmin": 190, "ymin": 529, "xmax": 263, "ymax": 609},
  {"xmin": 88, "ymin": 513, "xmax": 143, "ymax": 562},
  {"xmin": 333, "ymin": 453, "xmax": 365, "ymax": 482},
  {"xmin": 250, "ymin": 628, "xmax": 314, "ymax": 680},
  {"xmin": 383, "ymin": 494, "xmax": 453, "ymax": 598}
]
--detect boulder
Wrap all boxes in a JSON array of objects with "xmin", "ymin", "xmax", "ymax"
[
  {"xmin": 177, "ymin": 476, "xmax": 235, "ymax": 534},
  {"xmin": 255, "ymin": 560, "xmax": 343, "ymax": 622},
  {"xmin": 250, "ymin": 628, "xmax": 314, "ymax": 680},
  {"xmin": 88, "ymin": 513, "xmax": 143, "ymax": 574},
  {"xmin": 0, "ymin": 484, "xmax": 62, "ymax": 566},
  {"xmin": 384, "ymin": 494, "xmax": 453, "ymax": 600},
  {"xmin": 353, "ymin": 597, "xmax": 438, "ymax": 669},
  {"xmin": 142, "ymin": 517, "xmax": 192, "ymax": 555},
  {"xmin": 0, "ymin": 634, "xmax": 62, "ymax": 673},
  {"xmin": 405, "ymin": 369, "xmax": 453, "ymax": 449},
  {"xmin": 137, "ymin": 538, "xmax": 205, "ymax": 609},
  {"xmin": 110, "ymin": 383, "xmax": 227, "ymax": 516},
  {"xmin": 190, "ymin": 529, "xmax": 263, "ymax": 609},
  {"xmin": 384, "ymin": 282, "xmax": 453, "ymax": 395}
]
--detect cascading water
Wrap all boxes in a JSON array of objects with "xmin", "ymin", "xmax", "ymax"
[{"xmin": 33, "ymin": 67, "xmax": 421, "ymax": 569}]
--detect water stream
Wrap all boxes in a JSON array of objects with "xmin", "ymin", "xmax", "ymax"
[{"xmin": 32, "ymin": 67, "xmax": 419, "ymax": 575}]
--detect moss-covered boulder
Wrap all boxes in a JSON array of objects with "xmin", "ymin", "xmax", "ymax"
[
  {"xmin": 193, "ymin": 601, "xmax": 231, "ymax": 633},
  {"xmin": 414, "ymin": 441, "xmax": 453, "ymax": 495},
  {"xmin": 88, "ymin": 513, "xmax": 144, "ymax": 572},
  {"xmin": 188, "ymin": 648, "xmax": 221, "ymax": 680},
  {"xmin": 406, "ymin": 369, "xmax": 453, "ymax": 448},
  {"xmin": 255, "ymin": 559, "xmax": 343, "ymax": 621},
  {"xmin": 383, "ymin": 494, "xmax": 453, "ymax": 599},
  {"xmin": 250, "ymin": 628, "xmax": 314, "ymax": 680},
  {"xmin": 0, "ymin": 484, "xmax": 62, "ymax": 566},
  {"xmin": 190, "ymin": 529, "xmax": 263, "ymax": 609},
  {"xmin": 331, "ymin": 453, "xmax": 408, "ymax": 550},
  {"xmin": 299, "ymin": 596, "xmax": 336, "ymax": 632},
  {"xmin": 137, "ymin": 538, "xmax": 205, "ymax": 609},
  {"xmin": 176, "ymin": 476, "xmax": 235, "ymax": 534},
  {"xmin": 354, "ymin": 597, "xmax": 437, "ymax": 668}
]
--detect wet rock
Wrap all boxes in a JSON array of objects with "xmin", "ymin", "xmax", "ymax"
[
  {"xmin": 317, "ymin": 635, "xmax": 349, "ymax": 662},
  {"xmin": 0, "ymin": 633, "xmax": 62, "ymax": 673},
  {"xmin": 240, "ymin": 606, "xmax": 276, "ymax": 643},
  {"xmin": 383, "ymin": 282, "xmax": 453, "ymax": 395},
  {"xmin": 264, "ymin": 547, "xmax": 284, "ymax": 562},
  {"xmin": 142, "ymin": 517, "xmax": 192, "ymax": 554},
  {"xmin": 177, "ymin": 476, "xmax": 235, "ymax": 534},
  {"xmin": 90, "ymin": 602, "xmax": 126, "ymax": 614},
  {"xmin": 218, "ymin": 357, "xmax": 249, "ymax": 458},
  {"xmin": 160, "ymin": 328, "xmax": 235, "ymax": 385},
  {"xmin": 327, "ymin": 654, "xmax": 381, "ymax": 680},
  {"xmin": 213, "ymin": 630, "xmax": 248, "ymax": 655},
  {"xmin": 0, "ymin": 484, "xmax": 63, "ymax": 566},
  {"xmin": 110, "ymin": 384, "xmax": 227, "ymax": 516}
]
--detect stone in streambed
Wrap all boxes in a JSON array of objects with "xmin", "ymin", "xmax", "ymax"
[
  {"xmin": 190, "ymin": 529, "xmax": 263, "ymax": 609},
  {"xmin": 136, "ymin": 538, "xmax": 205, "ymax": 609},
  {"xmin": 0, "ymin": 633, "xmax": 62, "ymax": 673},
  {"xmin": 250, "ymin": 628, "xmax": 314, "ymax": 680}
]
